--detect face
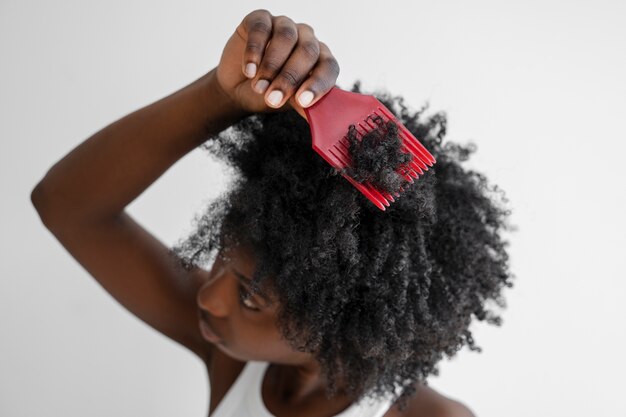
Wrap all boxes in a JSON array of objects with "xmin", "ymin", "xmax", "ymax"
[{"xmin": 196, "ymin": 242, "xmax": 313, "ymax": 365}]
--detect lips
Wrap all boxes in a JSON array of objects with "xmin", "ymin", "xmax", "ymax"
[{"xmin": 199, "ymin": 310, "xmax": 223, "ymax": 343}]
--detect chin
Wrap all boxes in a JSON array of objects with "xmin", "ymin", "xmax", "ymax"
[
  {"xmin": 217, "ymin": 343, "xmax": 265, "ymax": 363},
  {"xmin": 215, "ymin": 342, "xmax": 242, "ymax": 359}
]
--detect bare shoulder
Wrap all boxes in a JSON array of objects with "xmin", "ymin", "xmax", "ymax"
[{"xmin": 384, "ymin": 383, "xmax": 476, "ymax": 417}]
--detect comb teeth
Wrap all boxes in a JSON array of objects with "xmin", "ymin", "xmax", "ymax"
[
  {"xmin": 370, "ymin": 108, "xmax": 436, "ymax": 167},
  {"xmin": 343, "ymin": 109, "xmax": 436, "ymax": 171},
  {"xmin": 326, "ymin": 110, "xmax": 435, "ymax": 210},
  {"xmin": 305, "ymin": 86, "xmax": 436, "ymax": 211}
]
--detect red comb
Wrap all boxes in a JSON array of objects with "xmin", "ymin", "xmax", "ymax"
[{"xmin": 303, "ymin": 86, "xmax": 436, "ymax": 211}]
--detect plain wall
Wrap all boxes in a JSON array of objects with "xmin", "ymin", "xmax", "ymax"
[{"xmin": 2, "ymin": 0, "xmax": 625, "ymax": 416}]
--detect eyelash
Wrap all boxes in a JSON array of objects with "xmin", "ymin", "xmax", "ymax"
[{"xmin": 238, "ymin": 284, "xmax": 260, "ymax": 311}]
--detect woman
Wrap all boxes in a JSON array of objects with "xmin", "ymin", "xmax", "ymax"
[{"xmin": 31, "ymin": 9, "xmax": 513, "ymax": 417}]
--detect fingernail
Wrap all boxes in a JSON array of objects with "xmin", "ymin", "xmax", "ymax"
[
  {"xmin": 255, "ymin": 79, "xmax": 269, "ymax": 94},
  {"xmin": 245, "ymin": 63, "xmax": 257, "ymax": 78},
  {"xmin": 298, "ymin": 90, "xmax": 314, "ymax": 107},
  {"xmin": 267, "ymin": 90, "xmax": 283, "ymax": 107}
]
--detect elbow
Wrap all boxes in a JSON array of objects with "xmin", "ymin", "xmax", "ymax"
[
  {"xmin": 30, "ymin": 180, "xmax": 58, "ymax": 229},
  {"xmin": 30, "ymin": 181, "xmax": 47, "ymax": 212}
]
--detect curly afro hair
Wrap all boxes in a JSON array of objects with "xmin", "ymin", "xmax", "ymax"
[{"xmin": 171, "ymin": 80, "xmax": 515, "ymax": 411}]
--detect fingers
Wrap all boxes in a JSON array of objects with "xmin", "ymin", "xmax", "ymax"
[
  {"xmin": 249, "ymin": 15, "xmax": 300, "ymax": 101},
  {"xmin": 258, "ymin": 22, "xmax": 319, "ymax": 108},
  {"xmin": 291, "ymin": 41, "xmax": 340, "ymax": 109},
  {"xmin": 239, "ymin": 9, "xmax": 273, "ymax": 78},
  {"xmin": 239, "ymin": 9, "xmax": 340, "ymax": 110}
]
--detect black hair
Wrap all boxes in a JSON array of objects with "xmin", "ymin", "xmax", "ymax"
[{"xmin": 171, "ymin": 80, "xmax": 515, "ymax": 411}]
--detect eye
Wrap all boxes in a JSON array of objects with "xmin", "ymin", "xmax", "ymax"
[{"xmin": 238, "ymin": 284, "xmax": 260, "ymax": 311}]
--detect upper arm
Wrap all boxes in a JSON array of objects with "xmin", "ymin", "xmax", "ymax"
[{"xmin": 34, "ymin": 204, "xmax": 214, "ymax": 364}]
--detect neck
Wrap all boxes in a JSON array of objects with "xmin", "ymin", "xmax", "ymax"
[{"xmin": 268, "ymin": 361, "xmax": 351, "ymax": 404}]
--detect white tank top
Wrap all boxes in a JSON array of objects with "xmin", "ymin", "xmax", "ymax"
[{"xmin": 210, "ymin": 360, "xmax": 395, "ymax": 417}]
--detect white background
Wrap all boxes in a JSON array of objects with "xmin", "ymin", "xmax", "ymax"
[{"xmin": 2, "ymin": 1, "xmax": 625, "ymax": 416}]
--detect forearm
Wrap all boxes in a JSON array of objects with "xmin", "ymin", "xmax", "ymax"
[{"xmin": 32, "ymin": 66, "xmax": 250, "ymax": 224}]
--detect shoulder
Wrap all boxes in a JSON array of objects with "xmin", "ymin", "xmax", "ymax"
[
  {"xmin": 429, "ymin": 399, "xmax": 476, "ymax": 417},
  {"xmin": 384, "ymin": 383, "xmax": 476, "ymax": 417}
]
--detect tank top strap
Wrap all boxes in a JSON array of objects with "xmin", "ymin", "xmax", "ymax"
[
  {"xmin": 210, "ymin": 360, "xmax": 268, "ymax": 417},
  {"xmin": 246, "ymin": 361, "xmax": 276, "ymax": 416},
  {"xmin": 212, "ymin": 360, "xmax": 395, "ymax": 417},
  {"xmin": 248, "ymin": 361, "xmax": 395, "ymax": 417}
]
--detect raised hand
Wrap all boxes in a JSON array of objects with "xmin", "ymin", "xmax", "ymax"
[{"xmin": 213, "ymin": 9, "xmax": 341, "ymax": 119}]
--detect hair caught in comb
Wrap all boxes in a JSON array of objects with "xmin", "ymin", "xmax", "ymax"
[{"xmin": 333, "ymin": 114, "xmax": 414, "ymax": 196}]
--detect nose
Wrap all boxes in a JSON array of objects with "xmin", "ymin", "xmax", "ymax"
[{"xmin": 196, "ymin": 265, "xmax": 234, "ymax": 317}]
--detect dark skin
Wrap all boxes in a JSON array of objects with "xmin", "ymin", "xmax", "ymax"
[
  {"xmin": 198, "ymin": 242, "xmax": 319, "ymax": 384},
  {"xmin": 201, "ymin": 241, "xmax": 474, "ymax": 417},
  {"xmin": 31, "ymin": 8, "xmax": 474, "ymax": 417},
  {"xmin": 200, "ymin": 241, "xmax": 363, "ymax": 416}
]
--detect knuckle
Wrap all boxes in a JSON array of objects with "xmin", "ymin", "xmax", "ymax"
[
  {"xmin": 325, "ymin": 57, "xmax": 341, "ymax": 76},
  {"xmin": 249, "ymin": 9, "xmax": 272, "ymax": 20},
  {"xmin": 297, "ymin": 23, "xmax": 315, "ymax": 34},
  {"xmin": 251, "ymin": 19, "xmax": 272, "ymax": 35},
  {"xmin": 300, "ymin": 41, "xmax": 320, "ymax": 59},
  {"xmin": 275, "ymin": 14, "xmax": 294, "ymax": 24},
  {"xmin": 262, "ymin": 59, "xmax": 283, "ymax": 73},
  {"xmin": 245, "ymin": 42, "xmax": 263, "ymax": 54},
  {"xmin": 275, "ymin": 24, "xmax": 298, "ymax": 42},
  {"xmin": 278, "ymin": 68, "xmax": 301, "ymax": 87},
  {"xmin": 316, "ymin": 76, "xmax": 332, "ymax": 92}
]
